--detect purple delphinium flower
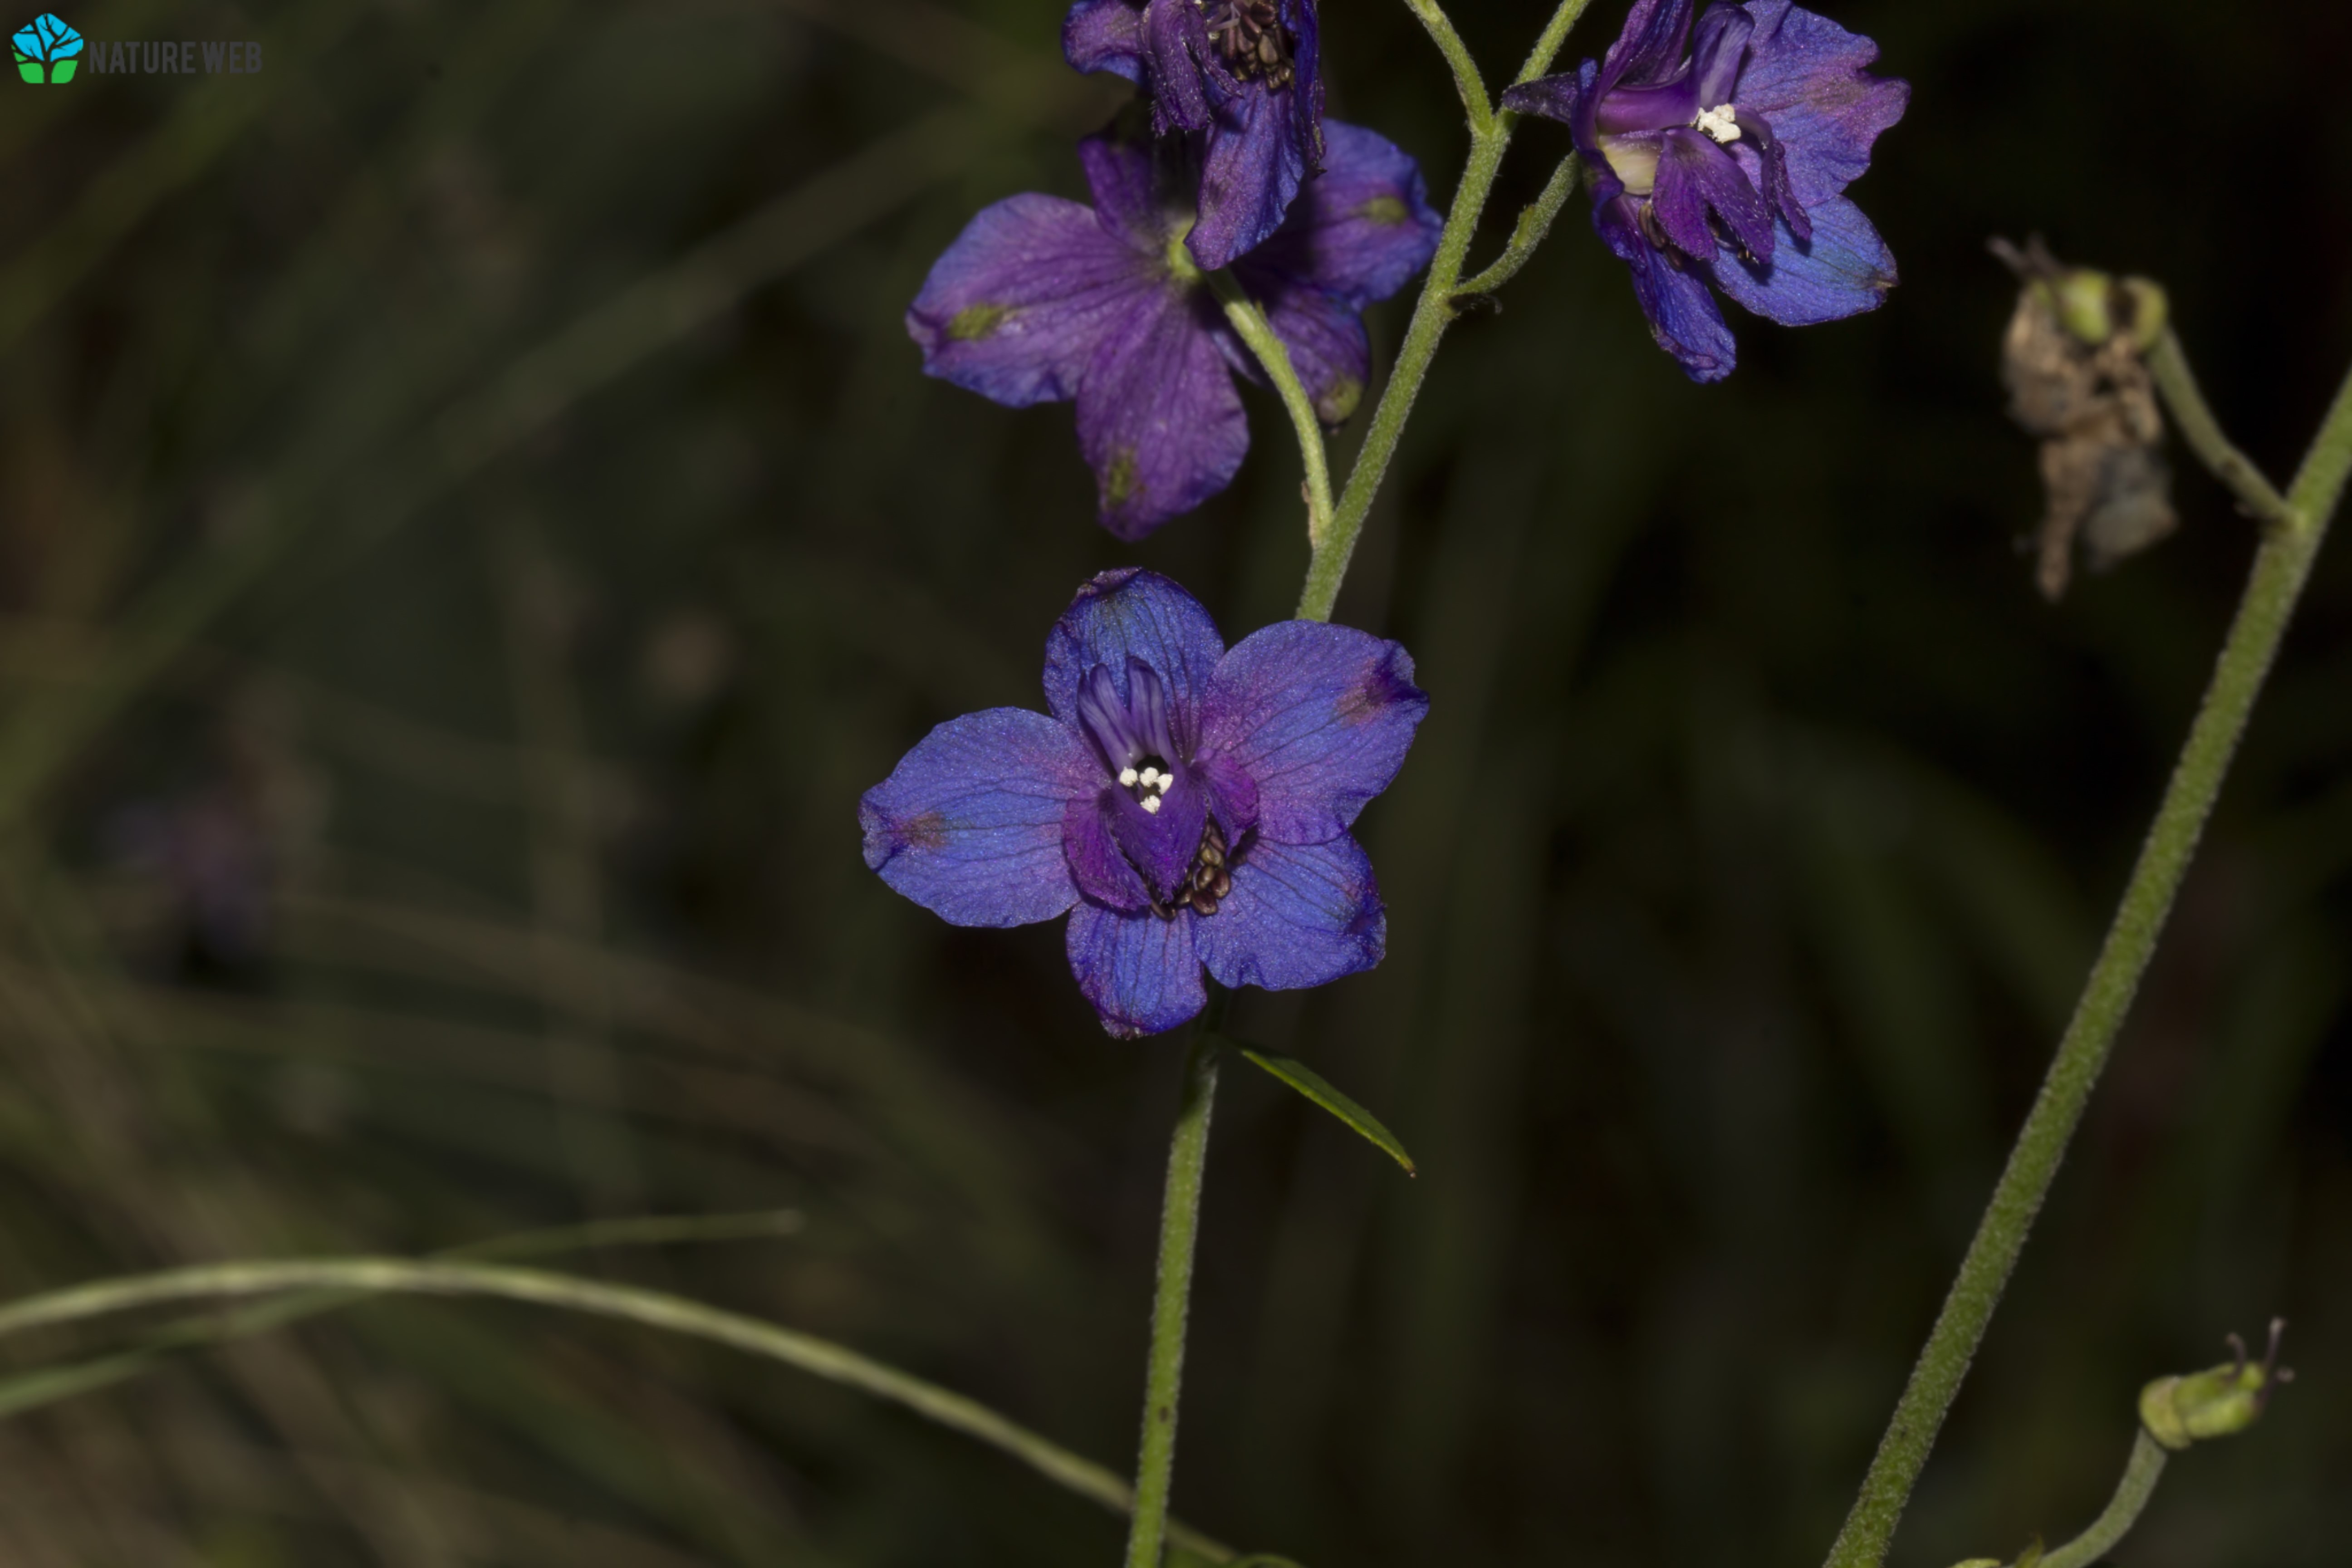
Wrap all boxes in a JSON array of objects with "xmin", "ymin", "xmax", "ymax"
[
  {"xmin": 1063, "ymin": 0, "xmax": 1325, "ymax": 270},
  {"xmin": 1501, "ymin": 0, "xmax": 1907, "ymax": 382},
  {"xmin": 906, "ymin": 122, "xmax": 1440, "ymax": 540},
  {"xmin": 860, "ymin": 569, "xmax": 1427, "ymax": 1038}
]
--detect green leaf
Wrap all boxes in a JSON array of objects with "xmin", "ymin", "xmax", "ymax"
[{"xmin": 1226, "ymin": 1040, "xmax": 1416, "ymax": 1176}]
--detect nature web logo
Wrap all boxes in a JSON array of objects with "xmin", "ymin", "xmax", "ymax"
[{"xmin": 13, "ymin": 12, "xmax": 81, "ymax": 83}]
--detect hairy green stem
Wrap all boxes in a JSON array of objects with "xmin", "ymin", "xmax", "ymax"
[
  {"xmin": 2034, "ymin": 1428, "xmax": 2170, "ymax": 1568},
  {"xmin": 0, "ymin": 1254, "xmax": 1235, "ymax": 1561},
  {"xmin": 1122, "ymin": 1028, "xmax": 1225, "ymax": 1568},
  {"xmin": 1295, "ymin": 0, "xmax": 1595, "ymax": 622},
  {"xmin": 1822, "ymin": 353, "xmax": 2352, "ymax": 1568},
  {"xmin": 1401, "ymin": 0, "xmax": 1493, "ymax": 125},
  {"xmin": 1455, "ymin": 154, "xmax": 1582, "ymax": 299},
  {"xmin": 1209, "ymin": 271, "xmax": 1336, "ymax": 545}
]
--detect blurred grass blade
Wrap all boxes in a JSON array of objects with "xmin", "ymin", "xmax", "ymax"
[
  {"xmin": 0, "ymin": 1256, "xmax": 1237, "ymax": 1560},
  {"xmin": 0, "ymin": 1209, "xmax": 804, "ymax": 1421},
  {"xmin": 1231, "ymin": 1041, "xmax": 1416, "ymax": 1176}
]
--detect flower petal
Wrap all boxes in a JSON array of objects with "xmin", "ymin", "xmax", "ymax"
[
  {"xmin": 906, "ymin": 194, "xmax": 1156, "ymax": 408},
  {"xmin": 1606, "ymin": 0, "xmax": 1696, "ymax": 89},
  {"xmin": 1730, "ymin": 109, "xmax": 1808, "ymax": 241},
  {"xmin": 1110, "ymin": 768, "xmax": 1211, "ymax": 903},
  {"xmin": 859, "ymin": 709, "xmax": 1093, "ymax": 927},
  {"xmin": 1232, "ymin": 120, "xmax": 1443, "ymax": 311},
  {"xmin": 1067, "ymin": 901, "xmax": 1208, "ymax": 1036},
  {"xmin": 1705, "ymin": 192, "xmax": 1894, "ymax": 325},
  {"xmin": 1689, "ymin": 3, "xmax": 1753, "ymax": 105},
  {"xmin": 1284, "ymin": 0, "xmax": 1328, "ymax": 164},
  {"xmin": 1064, "ymin": 789, "xmax": 1153, "ymax": 911},
  {"xmin": 1653, "ymin": 126, "xmax": 1773, "ymax": 264},
  {"xmin": 1199, "ymin": 621, "xmax": 1427, "ymax": 844},
  {"xmin": 1597, "ymin": 195, "xmax": 1737, "ymax": 382},
  {"xmin": 1063, "ymin": 0, "xmax": 1144, "ymax": 82},
  {"xmin": 1187, "ymin": 83, "xmax": 1313, "ymax": 271},
  {"xmin": 1075, "ymin": 282, "xmax": 1250, "ymax": 537},
  {"xmin": 1499, "ymin": 70, "xmax": 1588, "ymax": 129},
  {"xmin": 1193, "ymin": 835, "xmax": 1385, "ymax": 992},
  {"xmin": 1043, "ymin": 568, "xmax": 1229, "ymax": 753},
  {"xmin": 1145, "ymin": 0, "xmax": 1219, "ymax": 132},
  {"xmin": 1730, "ymin": 0, "xmax": 1908, "ymax": 208},
  {"xmin": 1077, "ymin": 130, "xmax": 1175, "ymax": 253}
]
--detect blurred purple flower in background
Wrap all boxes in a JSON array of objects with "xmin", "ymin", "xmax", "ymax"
[
  {"xmin": 1063, "ymin": 0, "xmax": 1326, "ymax": 269},
  {"xmin": 906, "ymin": 122, "xmax": 1440, "ymax": 539},
  {"xmin": 1503, "ymin": 0, "xmax": 1907, "ymax": 382},
  {"xmin": 860, "ymin": 569, "xmax": 1427, "ymax": 1037}
]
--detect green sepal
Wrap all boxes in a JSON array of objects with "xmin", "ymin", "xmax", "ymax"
[
  {"xmin": 2138, "ymin": 1321, "xmax": 2291, "ymax": 1450},
  {"xmin": 1224, "ymin": 1039, "xmax": 1416, "ymax": 1176}
]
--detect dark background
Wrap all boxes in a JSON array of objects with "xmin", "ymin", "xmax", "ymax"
[{"xmin": 1, "ymin": 0, "xmax": 2347, "ymax": 1563}]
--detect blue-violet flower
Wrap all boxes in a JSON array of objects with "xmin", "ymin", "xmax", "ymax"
[
  {"xmin": 860, "ymin": 568, "xmax": 1428, "ymax": 1038},
  {"xmin": 1063, "ymin": 0, "xmax": 1325, "ymax": 269},
  {"xmin": 1501, "ymin": 0, "xmax": 1907, "ymax": 382},
  {"xmin": 906, "ymin": 123, "xmax": 1440, "ymax": 539}
]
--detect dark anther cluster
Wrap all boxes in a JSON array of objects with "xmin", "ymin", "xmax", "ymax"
[
  {"xmin": 1154, "ymin": 816, "xmax": 1235, "ymax": 921},
  {"xmin": 1203, "ymin": 0, "xmax": 1296, "ymax": 89}
]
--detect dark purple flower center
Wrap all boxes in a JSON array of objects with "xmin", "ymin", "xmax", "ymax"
[
  {"xmin": 1072, "ymin": 658, "xmax": 1240, "ymax": 920},
  {"xmin": 1582, "ymin": 3, "xmax": 1805, "ymax": 264},
  {"xmin": 1592, "ymin": 19, "xmax": 1747, "ymax": 197},
  {"xmin": 1075, "ymin": 660, "xmax": 1183, "ymax": 805},
  {"xmin": 1200, "ymin": 0, "xmax": 1296, "ymax": 89}
]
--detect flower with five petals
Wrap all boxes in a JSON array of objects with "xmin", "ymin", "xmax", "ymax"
[{"xmin": 859, "ymin": 569, "xmax": 1428, "ymax": 1038}]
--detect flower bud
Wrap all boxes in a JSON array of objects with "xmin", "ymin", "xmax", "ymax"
[{"xmin": 2138, "ymin": 1319, "xmax": 2293, "ymax": 1452}]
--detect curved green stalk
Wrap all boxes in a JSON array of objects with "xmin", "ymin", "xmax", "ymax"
[
  {"xmin": 2145, "ymin": 329, "xmax": 2293, "ymax": 526},
  {"xmin": 1455, "ymin": 153, "xmax": 1582, "ymax": 299},
  {"xmin": 1123, "ymin": 1028, "xmax": 1226, "ymax": 1568},
  {"xmin": 1401, "ymin": 0, "xmax": 1493, "ymax": 125},
  {"xmin": 1295, "ymin": 0, "xmax": 1597, "ymax": 622},
  {"xmin": 1822, "ymin": 351, "xmax": 2352, "ymax": 1568},
  {"xmin": 2035, "ymin": 1429, "xmax": 2169, "ymax": 1568},
  {"xmin": 0, "ymin": 1254, "xmax": 1236, "ymax": 1562},
  {"xmin": 1208, "ymin": 270, "xmax": 1336, "ymax": 545}
]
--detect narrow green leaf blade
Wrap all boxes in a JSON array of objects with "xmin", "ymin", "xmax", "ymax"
[{"xmin": 1230, "ymin": 1043, "xmax": 1416, "ymax": 1176}]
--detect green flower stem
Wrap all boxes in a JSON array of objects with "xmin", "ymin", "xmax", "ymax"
[
  {"xmin": 1209, "ymin": 270, "xmax": 1336, "ymax": 546},
  {"xmin": 1401, "ymin": 0, "xmax": 1494, "ymax": 125},
  {"xmin": 1122, "ymin": 1026, "xmax": 1226, "ymax": 1568},
  {"xmin": 1295, "ymin": 0, "xmax": 1597, "ymax": 622},
  {"xmin": 1455, "ymin": 154, "xmax": 1583, "ymax": 299},
  {"xmin": 1823, "ymin": 351, "xmax": 2352, "ymax": 1568},
  {"xmin": 0, "ymin": 1254, "xmax": 1235, "ymax": 1563},
  {"xmin": 2146, "ymin": 328, "xmax": 2296, "ymax": 527},
  {"xmin": 2034, "ymin": 1428, "xmax": 2170, "ymax": 1568}
]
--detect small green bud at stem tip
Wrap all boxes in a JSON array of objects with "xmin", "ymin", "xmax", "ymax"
[{"xmin": 2139, "ymin": 1318, "xmax": 2292, "ymax": 1450}]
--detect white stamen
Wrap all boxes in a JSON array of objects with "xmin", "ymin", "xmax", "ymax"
[
  {"xmin": 1119, "ymin": 766, "xmax": 1140, "ymax": 788},
  {"xmin": 1139, "ymin": 766, "xmax": 1161, "ymax": 787},
  {"xmin": 1141, "ymin": 794, "xmax": 1163, "ymax": 814},
  {"xmin": 1695, "ymin": 103, "xmax": 1740, "ymax": 144}
]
